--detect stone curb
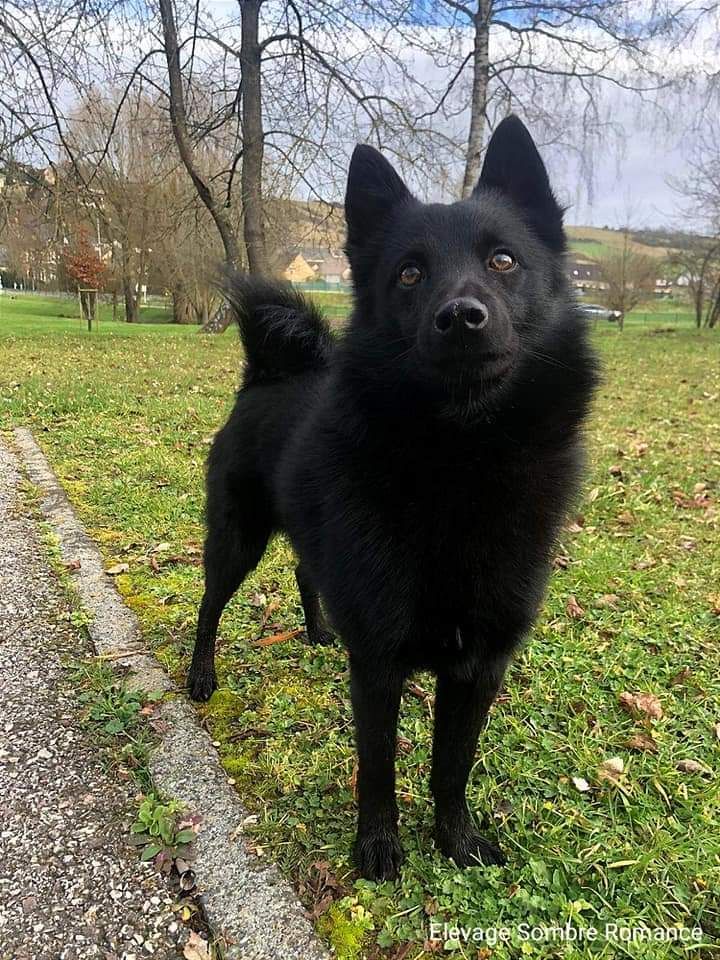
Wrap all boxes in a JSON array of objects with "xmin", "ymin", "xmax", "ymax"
[{"xmin": 13, "ymin": 427, "xmax": 331, "ymax": 960}]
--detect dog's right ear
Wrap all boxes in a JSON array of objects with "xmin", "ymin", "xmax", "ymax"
[
  {"xmin": 475, "ymin": 115, "xmax": 565, "ymax": 252},
  {"xmin": 345, "ymin": 145, "xmax": 412, "ymax": 247}
]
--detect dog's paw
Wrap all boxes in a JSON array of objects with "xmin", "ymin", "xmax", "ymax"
[
  {"xmin": 306, "ymin": 626, "xmax": 336, "ymax": 646},
  {"xmin": 354, "ymin": 828, "xmax": 404, "ymax": 881},
  {"xmin": 187, "ymin": 666, "xmax": 217, "ymax": 702},
  {"xmin": 436, "ymin": 824, "xmax": 506, "ymax": 868}
]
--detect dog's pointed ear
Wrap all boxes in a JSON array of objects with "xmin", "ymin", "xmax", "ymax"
[
  {"xmin": 476, "ymin": 115, "xmax": 565, "ymax": 251},
  {"xmin": 345, "ymin": 145, "xmax": 413, "ymax": 247}
]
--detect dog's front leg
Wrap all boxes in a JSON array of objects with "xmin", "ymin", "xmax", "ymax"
[
  {"xmin": 350, "ymin": 659, "xmax": 405, "ymax": 881},
  {"xmin": 431, "ymin": 655, "xmax": 509, "ymax": 867}
]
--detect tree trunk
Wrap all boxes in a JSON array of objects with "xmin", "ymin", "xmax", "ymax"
[
  {"xmin": 159, "ymin": 0, "xmax": 241, "ymax": 266},
  {"xmin": 112, "ymin": 289, "xmax": 118, "ymax": 323},
  {"xmin": 706, "ymin": 282, "xmax": 720, "ymax": 328},
  {"xmin": 172, "ymin": 288, "xmax": 197, "ymax": 324},
  {"xmin": 123, "ymin": 274, "xmax": 139, "ymax": 323},
  {"xmin": 240, "ymin": 0, "xmax": 269, "ymax": 274},
  {"xmin": 79, "ymin": 290, "xmax": 95, "ymax": 328},
  {"xmin": 694, "ymin": 285, "xmax": 703, "ymax": 328},
  {"xmin": 461, "ymin": 0, "xmax": 491, "ymax": 198},
  {"xmin": 201, "ymin": 301, "xmax": 231, "ymax": 334}
]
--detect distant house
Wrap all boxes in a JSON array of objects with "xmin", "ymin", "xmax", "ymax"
[
  {"xmin": 282, "ymin": 247, "xmax": 351, "ymax": 285},
  {"xmin": 567, "ymin": 256, "xmax": 606, "ymax": 291},
  {"xmin": 283, "ymin": 253, "xmax": 317, "ymax": 283}
]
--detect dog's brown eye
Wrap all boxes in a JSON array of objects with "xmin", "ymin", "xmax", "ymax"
[
  {"xmin": 398, "ymin": 263, "xmax": 423, "ymax": 287},
  {"xmin": 488, "ymin": 250, "xmax": 517, "ymax": 272}
]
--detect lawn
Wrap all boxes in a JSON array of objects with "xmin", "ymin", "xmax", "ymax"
[
  {"xmin": 1, "ymin": 295, "xmax": 719, "ymax": 959},
  {"xmin": 0, "ymin": 290, "xmax": 179, "ymax": 334}
]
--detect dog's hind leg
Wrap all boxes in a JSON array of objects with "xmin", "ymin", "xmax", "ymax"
[
  {"xmin": 430, "ymin": 655, "xmax": 510, "ymax": 867},
  {"xmin": 295, "ymin": 562, "xmax": 335, "ymax": 646},
  {"xmin": 188, "ymin": 510, "xmax": 271, "ymax": 702}
]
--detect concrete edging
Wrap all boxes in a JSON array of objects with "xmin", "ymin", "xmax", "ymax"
[{"xmin": 13, "ymin": 427, "xmax": 331, "ymax": 960}]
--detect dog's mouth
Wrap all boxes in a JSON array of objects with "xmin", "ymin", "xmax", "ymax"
[{"xmin": 432, "ymin": 353, "xmax": 515, "ymax": 391}]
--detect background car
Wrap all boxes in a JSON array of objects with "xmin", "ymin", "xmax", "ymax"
[{"xmin": 578, "ymin": 302, "xmax": 624, "ymax": 322}]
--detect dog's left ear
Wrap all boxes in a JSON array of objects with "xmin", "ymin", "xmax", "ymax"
[
  {"xmin": 345, "ymin": 145, "xmax": 413, "ymax": 250},
  {"xmin": 476, "ymin": 115, "xmax": 565, "ymax": 252}
]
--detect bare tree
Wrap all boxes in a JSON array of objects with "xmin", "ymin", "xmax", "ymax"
[
  {"xmin": 406, "ymin": 1, "xmax": 720, "ymax": 197},
  {"xmin": 158, "ymin": 0, "xmax": 244, "ymax": 268},
  {"xmin": 0, "ymin": 2, "xmax": 114, "ymax": 178},
  {"xmin": 669, "ymin": 121, "xmax": 720, "ymax": 327},
  {"xmin": 143, "ymin": 0, "xmax": 458, "ymax": 329},
  {"xmin": 597, "ymin": 230, "xmax": 657, "ymax": 329},
  {"xmin": 669, "ymin": 240, "xmax": 720, "ymax": 328},
  {"xmin": 63, "ymin": 92, "xmax": 173, "ymax": 321}
]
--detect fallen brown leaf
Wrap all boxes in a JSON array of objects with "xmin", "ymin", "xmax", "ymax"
[
  {"xmin": 618, "ymin": 691, "xmax": 664, "ymax": 721},
  {"xmin": 422, "ymin": 940, "xmax": 443, "ymax": 954},
  {"xmin": 183, "ymin": 931, "xmax": 211, "ymax": 960},
  {"xmin": 676, "ymin": 759, "xmax": 708, "ymax": 775},
  {"xmin": 252, "ymin": 628, "xmax": 302, "ymax": 647},
  {"xmin": 670, "ymin": 667, "xmax": 692, "ymax": 686},
  {"xmin": 150, "ymin": 541, "xmax": 172, "ymax": 553},
  {"xmin": 105, "ymin": 562, "xmax": 129, "ymax": 576},
  {"xmin": 406, "ymin": 680, "xmax": 433, "ymax": 702},
  {"xmin": 673, "ymin": 489, "xmax": 714, "ymax": 510},
  {"xmin": 566, "ymin": 595, "xmax": 585, "ymax": 619},
  {"xmin": 257, "ymin": 598, "xmax": 281, "ymax": 635},
  {"xmin": 301, "ymin": 860, "xmax": 346, "ymax": 920},
  {"xmin": 625, "ymin": 733, "xmax": 658, "ymax": 753},
  {"xmin": 572, "ymin": 776, "xmax": 591, "ymax": 793},
  {"xmin": 63, "ymin": 558, "xmax": 81, "ymax": 570},
  {"xmin": 493, "ymin": 799, "xmax": 513, "ymax": 820},
  {"xmin": 391, "ymin": 943, "xmax": 413, "ymax": 960},
  {"xmin": 595, "ymin": 594, "xmax": 620, "ymax": 609},
  {"xmin": 598, "ymin": 757, "xmax": 624, "ymax": 784}
]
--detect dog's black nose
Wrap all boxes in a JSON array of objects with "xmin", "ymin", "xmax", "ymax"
[{"xmin": 434, "ymin": 297, "xmax": 489, "ymax": 333}]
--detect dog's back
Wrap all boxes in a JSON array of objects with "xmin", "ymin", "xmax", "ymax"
[{"xmin": 206, "ymin": 273, "xmax": 334, "ymax": 524}]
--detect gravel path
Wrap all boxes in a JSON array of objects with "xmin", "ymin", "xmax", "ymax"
[{"xmin": 0, "ymin": 438, "xmax": 186, "ymax": 960}]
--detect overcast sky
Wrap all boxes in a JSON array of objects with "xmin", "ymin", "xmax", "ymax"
[{"xmin": 552, "ymin": 112, "xmax": 689, "ymax": 230}]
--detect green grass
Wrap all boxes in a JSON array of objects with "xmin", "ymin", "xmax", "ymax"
[
  {"xmin": 1, "ymin": 293, "xmax": 719, "ymax": 958},
  {"xmin": 0, "ymin": 291, "xmax": 182, "ymax": 335},
  {"xmin": 301, "ymin": 287, "xmax": 354, "ymax": 320},
  {"xmin": 568, "ymin": 239, "xmax": 618, "ymax": 260}
]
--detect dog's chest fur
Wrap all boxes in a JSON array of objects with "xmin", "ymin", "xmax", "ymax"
[{"xmin": 301, "ymin": 413, "xmax": 581, "ymax": 671}]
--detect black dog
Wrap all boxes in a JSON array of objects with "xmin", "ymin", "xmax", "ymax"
[{"xmin": 188, "ymin": 115, "xmax": 598, "ymax": 881}]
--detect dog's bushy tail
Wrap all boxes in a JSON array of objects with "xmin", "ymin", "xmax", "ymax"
[{"xmin": 221, "ymin": 269, "xmax": 334, "ymax": 386}]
